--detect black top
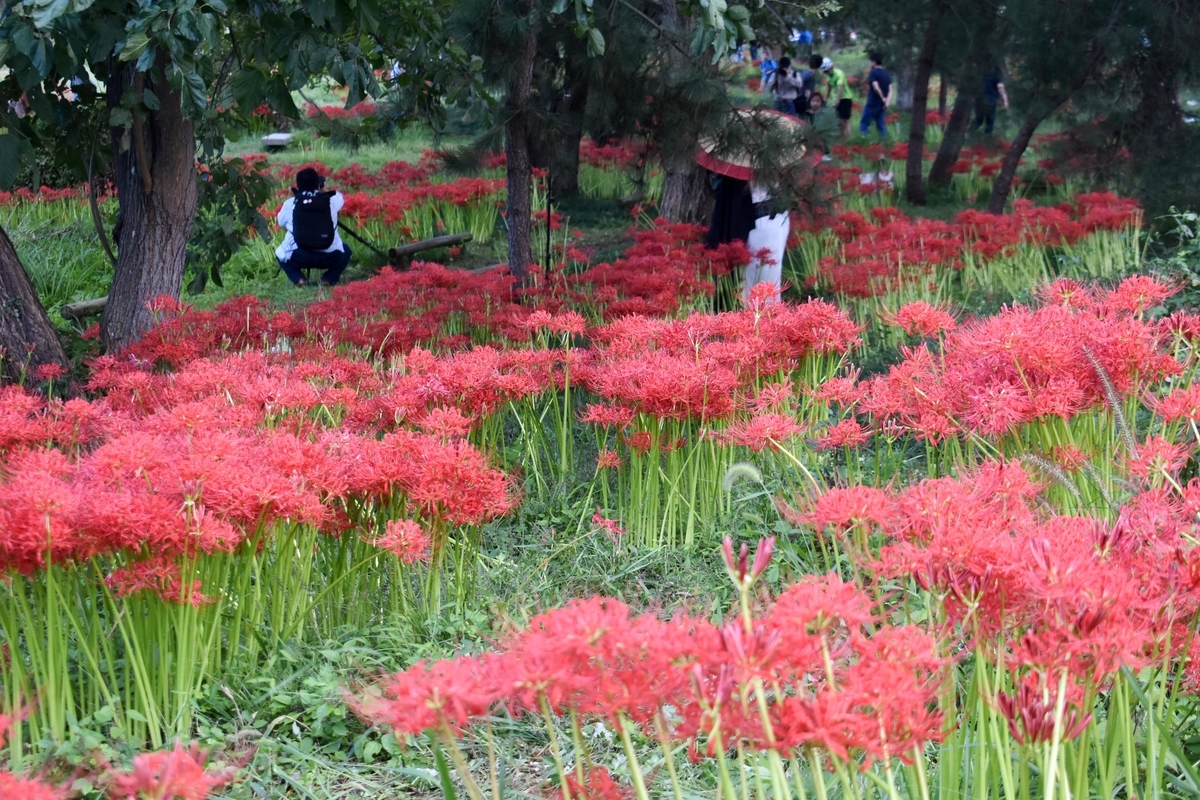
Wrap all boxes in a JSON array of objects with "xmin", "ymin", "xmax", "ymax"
[{"xmin": 705, "ymin": 175, "xmax": 756, "ymax": 249}]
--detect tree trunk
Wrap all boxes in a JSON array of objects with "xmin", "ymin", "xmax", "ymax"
[
  {"xmin": 927, "ymin": 9, "xmax": 996, "ymax": 189},
  {"xmin": 505, "ymin": 18, "xmax": 539, "ymax": 284},
  {"xmin": 927, "ymin": 85, "xmax": 975, "ymax": 188},
  {"xmin": 549, "ymin": 70, "xmax": 589, "ymax": 198},
  {"xmin": 101, "ymin": 63, "xmax": 198, "ymax": 353},
  {"xmin": 892, "ymin": 56, "xmax": 916, "ymax": 111},
  {"xmin": 0, "ymin": 225, "xmax": 69, "ymax": 384},
  {"xmin": 656, "ymin": 0, "xmax": 710, "ymax": 223},
  {"xmin": 660, "ymin": 161, "xmax": 712, "ymax": 223},
  {"xmin": 986, "ymin": 110, "xmax": 1049, "ymax": 213},
  {"xmin": 905, "ymin": 4, "xmax": 943, "ymax": 205},
  {"xmin": 938, "ymin": 72, "xmax": 947, "ymax": 115}
]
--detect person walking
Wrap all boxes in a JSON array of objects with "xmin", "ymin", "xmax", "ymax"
[
  {"xmin": 764, "ymin": 57, "xmax": 801, "ymax": 116},
  {"xmin": 276, "ymin": 167, "xmax": 353, "ymax": 287},
  {"xmin": 970, "ymin": 64, "xmax": 1009, "ymax": 135},
  {"xmin": 860, "ymin": 51, "xmax": 893, "ymax": 139},
  {"xmin": 819, "ymin": 56, "xmax": 851, "ymax": 138}
]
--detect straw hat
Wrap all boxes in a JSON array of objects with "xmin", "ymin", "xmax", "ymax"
[{"xmin": 695, "ymin": 107, "xmax": 806, "ymax": 181}]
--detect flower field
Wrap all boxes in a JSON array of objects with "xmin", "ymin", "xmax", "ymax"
[{"xmin": 4, "ymin": 128, "xmax": 1200, "ymax": 800}]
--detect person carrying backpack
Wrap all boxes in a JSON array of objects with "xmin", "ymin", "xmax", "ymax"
[
  {"xmin": 275, "ymin": 167, "xmax": 352, "ymax": 287},
  {"xmin": 764, "ymin": 57, "xmax": 801, "ymax": 116}
]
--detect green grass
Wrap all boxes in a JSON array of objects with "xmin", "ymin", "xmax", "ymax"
[
  {"xmin": 4, "ymin": 204, "xmax": 113, "ymax": 327},
  {"xmin": 224, "ymin": 125, "xmax": 476, "ymax": 172}
]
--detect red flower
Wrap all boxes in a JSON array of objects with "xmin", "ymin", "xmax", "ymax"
[
  {"xmin": 104, "ymin": 742, "xmax": 237, "ymax": 800},
  {"xmin": 374, "ymin": 519, "xmax": 432, "ymax": 563}
]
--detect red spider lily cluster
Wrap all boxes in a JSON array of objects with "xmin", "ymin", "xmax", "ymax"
[
  {"xmin": 579, "ymin": 138, "xmax": 647, "ymax": 171},
  {"xmin": 858, "ymin": 276, "xmax": 1190, "ymax": 442},
  {"xmin": 802, "ymin": 193, "xmax": 1140, "ymax": 298},
  {"xmin": 305, "ymin": 102, "xmax": 377, "ymax": 120},
  {"xmin": 0, "ymin": 714, "xmax": 238, "ymax": 800},
  {"xmin": 800, "ymin": 458, "xmax": 1200, "ymax": 730},
  {"xmin": 358, "ymin": 567, "xmax": 944, "ymax": 787}
]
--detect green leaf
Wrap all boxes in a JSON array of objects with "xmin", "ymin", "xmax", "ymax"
[
  {"xmin": 428, "ymin": 733, "xmax": 457, "ymax": 800},
  {"xmin": 188, "ymin": 268, "xmax": 208, "ymax": 295},
  {"xmin": 232, "ymin": 68, "xmax": 267, "ymax": 112},
  {"xmin": 142, "ymin": 87, "xmax": 160, "ymax": 111},
  {"xmin": 210, "ymin": 263, "xmax": 223, "ymax": 288},
  {"xmin": 29, "ymin": 0, "xmax": 70, "ymax": 30},
  {"xmin": 265, "ymin": 75, "xmax": 300, "ymax": 119},
  {"xmin": 588, "ymin": 27, "xmax": 605, "ymax": 56},
  {"xmin": 550, "ymin": 0, "xmax": 568, "ymax": 13},
  {"xmin": 119, "ymin": 32, "xmax": 150, "ymax": 63},
  {"xmin": 0, "ymin": 134, "xmax": 33, "ymax": 190},
  {"xmin": 182, "ymin": 69, "xmax": 208, "ymax": 113},
  {"xmin": 1121, "ymin": 666, "xmax": 1200, "ymax": 794}
]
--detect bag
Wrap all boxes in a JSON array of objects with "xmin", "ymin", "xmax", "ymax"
[{"xmin": 291, "ymin": 190, "xmax": 337, "ymax": 251}]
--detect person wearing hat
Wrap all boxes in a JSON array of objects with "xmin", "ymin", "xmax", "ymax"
[
  {"xmin": 275, "ymin": 167, "xmax": 352, "ymax": 287},
  {"xmin": 819, "ymin": 56, "xmax": 851, "ymax": 138}
]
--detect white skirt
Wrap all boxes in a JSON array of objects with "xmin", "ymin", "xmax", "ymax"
[{"xmin": 743, "ymin": 212, "xmax": 790, "ymax": 303}]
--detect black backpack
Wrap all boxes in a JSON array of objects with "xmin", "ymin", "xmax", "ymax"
[{"xmin": 291, "ymin": 189, "xmax": 337, "ymax": 251}]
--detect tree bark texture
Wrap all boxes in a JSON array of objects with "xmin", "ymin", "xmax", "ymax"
[
  {"xmin": 927, "ymin": 85, "xmax": 976, "ymax": 188},
  {"xmin": 660, "ymin": 161, "xmax": 712, "ymax": 223},
  {"xmin": 0, "ymin": 224, "xmax": 69, "ymax": 384},
  {"xmin": 505, "ymin": 17, "xmax": 539, "ymax": 284},
  {"xmin": 549, "ymin": 66, "xmax": 589, "ymax": 198},
  {"xmin": 927, "ymin": 10, "xmax": 996, "ymax": 189},
  {"xmin": 102, "ymin": 63, "xmax": 199, "ymax": 353},
  {"xmin": 905, "ymin": 4, "xmax": 943, "ymax": 205},
  {"xmin": 892, "ymin": 57, "xmax": 916, "ymax": 111},
  {"xmin": 656, "ymin": 0, "xmax": 710, "ymax": 223},
  {"xmin": 986, "ymin": 110, "xmax": 1048, "ymax": 213}
]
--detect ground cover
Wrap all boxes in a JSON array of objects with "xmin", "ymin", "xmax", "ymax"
[{"xmin": 4, "ymin": 80, "xmax": 1200, "ymax": 800}]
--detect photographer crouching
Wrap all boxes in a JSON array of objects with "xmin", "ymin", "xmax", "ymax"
[{"xmin": 276, "ymin": 167, "xmax": 352, "ymax": 287}]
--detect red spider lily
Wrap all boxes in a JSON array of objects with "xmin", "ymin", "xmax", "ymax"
[
  {"xmin": 559, "ymin": 766, "xmax": 631, "ymax": 800},
  {"xmin": 813, "ymin": 418, "xmax": 871, "ymax": 450},
  {"xmin": 374, "ymin": 519, "xmax": 432, "ymax": 563},
  {"xmin": 995, "ymin": 678, "xmax": 1093, "ymax": 746},
  {"xmin": 106, "ymin": 558, "xmax": 213, "ymax": 607},
  {"xmin": 595, "ymin": 449, "xmax": 622, "ymax": 470},
  {"xmin": 712, "ymin": 413, "xmax": 806, "ymax": 451},
  {"xmin": 880, "ymin": 301, "xmax": 957, "ymax": 337},
  {"xmin": 0, "ymin": 773, "xmax": 63, "ymax": 800},
  {"xmin": 103, "ymin": 742, "xmax": 237, "ymax": 800},
  {"xmin": 592, "ymin": 511, "xmax": 625, "ymax": 541}
]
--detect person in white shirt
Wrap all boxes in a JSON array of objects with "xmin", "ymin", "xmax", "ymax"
[{"xmin": 276, "ymin": 167, "xmax": 352, "ymax": 287}]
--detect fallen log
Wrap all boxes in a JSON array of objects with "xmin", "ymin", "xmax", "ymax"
[
  {"xmin": 388, "ymin": 232, "xmax": 474, "ymax": 267},
  {"xmin": 61, "ymin": 296, "xmax": 108, "ymax": 321}
]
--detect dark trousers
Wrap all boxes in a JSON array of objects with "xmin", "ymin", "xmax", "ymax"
[
  {"xmin": 971, "ymin": 101, "xmax": 997, "ymax": 134},
  {"xmin": 860, "ymin": 104, "xmax": 888, "ymax": 137},
  {"xmin": 278, "ymin": 245, "xmax": 352, "ymax": 285}
]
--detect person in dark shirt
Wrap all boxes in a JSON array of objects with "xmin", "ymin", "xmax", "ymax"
[
  {"xmin": 860, "ymin": 51, "xmax": 892, "ymax": 139},
  {"xmin": 971, "ymin": 66, "xmax": 1009, "ymax": 134},
  {"xmin": 705, "ymin": 174, "xmax": 757, "ymax": 250}
]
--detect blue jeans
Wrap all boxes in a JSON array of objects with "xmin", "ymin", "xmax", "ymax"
[
  {"xmin": 860, "ymin": 104, "xmax": 887, "ymax": 137},
  {"xmin": 278, "ymin": 245, "xmax": 352, "ymax": 285},
  {"xmin": 774, "ymin": 98, "xmax": 798, "ymax": 116}
]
